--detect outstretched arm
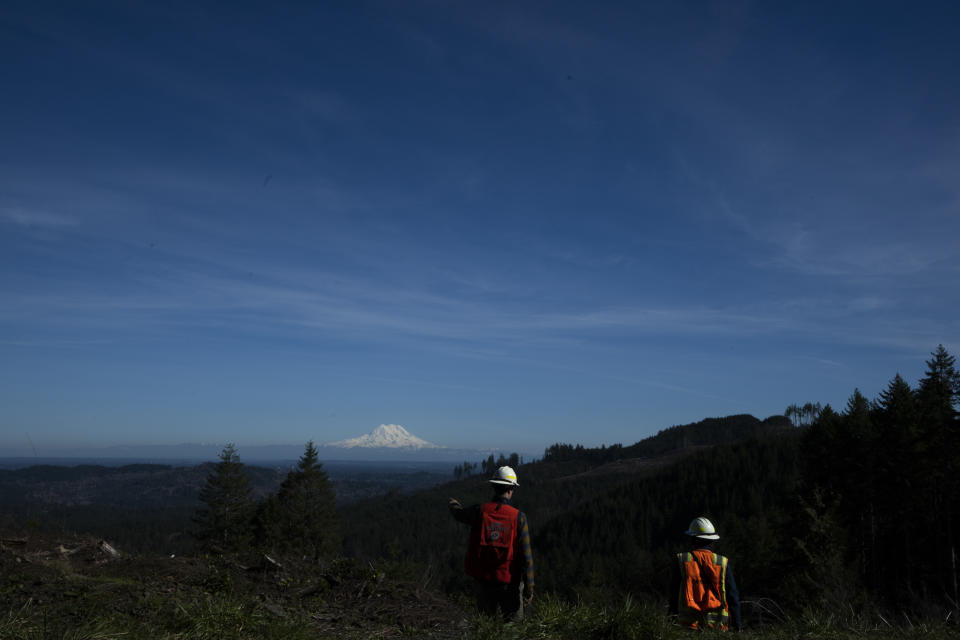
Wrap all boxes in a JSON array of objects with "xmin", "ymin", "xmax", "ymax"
[{"xmin": 448, "ymin": 498, "xmax": 477, "ymax": 525}]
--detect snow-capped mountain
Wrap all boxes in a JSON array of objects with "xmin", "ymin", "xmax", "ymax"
[{"xmin": 328, "ymin": 424, "xmax": 441, "ymax": 450}]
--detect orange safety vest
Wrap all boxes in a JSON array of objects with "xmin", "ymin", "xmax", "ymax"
[
  {"xmin": 465, "ymin": 501, "xmax": 519, "ymax": 583},
  {"xmin": 677, "ymin": 549, "xmax": 730, "ymax": 630}
]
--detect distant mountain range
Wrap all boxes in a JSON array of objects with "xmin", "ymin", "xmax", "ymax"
[{"xmin": 5, "ymin": 425, "xmax": 523, "ymax": 464}]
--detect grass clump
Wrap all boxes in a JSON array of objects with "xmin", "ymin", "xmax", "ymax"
[
  {"xmin": 467, "ymin": 593, "xmax": 674, "ymax": 640},
  {"xmin": 462, "ymin": 595, "xmax": 960, "ymax": 640}
]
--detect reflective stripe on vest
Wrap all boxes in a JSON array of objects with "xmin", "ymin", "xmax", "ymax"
[{"xmin": 677, "ymin": 550, "xmax": 730, "ymax": 630}]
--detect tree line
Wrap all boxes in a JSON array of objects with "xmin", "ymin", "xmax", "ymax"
[
  {"xmin": 453, "ymin": 452, "xmax": 523, "ymax": 480},
  {"xmin": 338, "ymin": 345, "xmax": 959, "ymax": 619},
  {"xmin": 533, "ymin": 345, "xmax": 960, "ymax": 613},
  {"xmin": 192, "ymin": 441, "xmax": 338, "ymax": 560},
  {"xmin": 800, "ymin": 344, "xmax": 960, "ymax": 611}
]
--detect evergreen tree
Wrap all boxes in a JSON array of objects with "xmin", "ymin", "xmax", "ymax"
[
  {"xmin": 873, "ymin": 374, "xmax": 921, "ymax": 591},
  {"xmin": 482, "ymin": 454, "xmax": 495, "ymax": 475},
  {"xmin": 800, "ymin": 404, "xmax": 839, "ymax": 490},
  {"xmin": 828, "ymin": 390, "xmax": 879, "ymax": 589},
  {"xmin": 915, "ymin": 345, "xmax": 960, "ymax": 606},
  {"xmin": 253, "ymin": 492, "xmax": 283, "ymax": 552},
  {"xmin": 917, "ymin": 345, "xmax": 960, "ymax": 424},
  {"xmin": 193, "ymin": 443, "xmax": 255, "ymax": 553},
  {"xmin": 798, "ymin": 349, "xmax": 960, "ymax": 608},
  {"xmin": 271, "ymin": 441, "xmax": 339, "ymax": 561}
]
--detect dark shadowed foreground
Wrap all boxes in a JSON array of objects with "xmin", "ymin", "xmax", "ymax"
[
  {"xmin": 0, "ymin": 530, "xmax": 466, "ymax": 639},
  {"xmin": 3, "ymin": 530, "xmax": 959, "ymax": 640}
]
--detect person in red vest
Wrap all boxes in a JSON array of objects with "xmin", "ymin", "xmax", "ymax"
[
  {"xmin": 669, "ymin": 516, "xmax": 742, "ymax": 631},
  {"xmin": 448, "ymin": 465, "xmax": 535, "ymax": 620}
]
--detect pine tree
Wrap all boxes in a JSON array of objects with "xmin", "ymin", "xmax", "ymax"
[
  {"xmin": 272, "ymin": 441, "xmax": 339, "ymax": 561},
  {"xmin": 193, "ymin": 443, "xmax": 255, "ymax": 553},
  {"xmin": 836, "ymin": 389, "xmax": 879, "ymax": 588},
  {"xmin": 798, "ymin": 350, "xmax": 960, "ymax": 607},
  {"xmin": 874, "ymin": 373, "xmax": 921, "ymax": 591},
  {"xmin": 917, "ymin": 345, "xmax": 960, "ymax": 423},
  {"xmin": 253, "ymin": 493, "xmax": 283, "ymax": 552},
  {"xmin": 915, "ymin": 345, "xmax": 960, "ymax": 607},
  {"xmin": 482, "ymin": 454, "xmax": 495, "ymax": 475}
]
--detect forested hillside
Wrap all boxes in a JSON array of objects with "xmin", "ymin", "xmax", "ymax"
[
  {"xmin": 341, "ymin": 346, "xmax": 960, "ymax": 620},
  {"xmin": 0, "ymin": 456, "xmax": 448, "ymax": 555},
  {"xmin": 340, "ymin": 414, "xmax": 798, "ymax": 600},
  {"xmin": 2, "ymin": 346, "xmax": 957, "ymax": 638},
  {"xmin": 534, "ymin": 435, "xmax": 802, "ymax": 601}
]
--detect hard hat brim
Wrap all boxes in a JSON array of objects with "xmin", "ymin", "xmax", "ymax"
[
  {"xmin": 489, "ymin": 479, "xmax": 519, "ymax": 486},
  {"xmin": 685, "ymin": 531, "xmax": 720, "ymax": 540}
]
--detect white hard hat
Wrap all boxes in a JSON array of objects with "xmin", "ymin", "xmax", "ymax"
[
  {"xmin": 685, "ymin": 516, "xmax": 720, "ymax": 540},
  {"xmin": 489, "ymin": 465, "xmax": 519, "ymax": 487}
]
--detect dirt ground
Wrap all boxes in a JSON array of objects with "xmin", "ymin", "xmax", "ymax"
[{"xmin": 0, "ymin": 530, "xmax": 470, "ymax": 638}]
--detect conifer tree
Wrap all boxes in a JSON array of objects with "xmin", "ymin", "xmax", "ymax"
[
  {"xmin": 915, "ymin": 345, "xmax": 960, "ymax": 606},
  {"xmin": 801, "ymin": 404, "xmax": 839, "ymax": 489},
  {"xmin": 917, "ymin": 345, "xmax": 960, "ymax": 423},
  {"xmin": 193, "ymin": 443, "xmax": 255, "ymax": 553},
  {"xmin": 272, "ymin": 441, "xmax": 339, "ymax": 561},
  {"xmin": 834, "ymin": 389, "xmax": 879, "ymax": 588},
  {"xmin": 253, "ymin": 492, "xmax": 283, "ymax": 552},
  {"xmin": 874, "ymin": 373, "xmax": 921, "ymax": 590},
  {"xmin": 798, "ymin": 349, "xmax": 960, "ymax": 605},
  {"xmin": 479, "ymin": 453, "xmax": 494, "ymax": 474}
]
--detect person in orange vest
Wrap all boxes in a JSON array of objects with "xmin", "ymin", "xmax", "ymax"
[
  {"xmin": 448, "ymin": 465, "xmax": 535, "ymax": 620},
  {"xmin": 669, "ymin": 516, "xmax": 742, "ymax": 631}
]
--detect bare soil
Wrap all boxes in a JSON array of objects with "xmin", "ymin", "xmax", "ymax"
[{"xmin": 0, "ymin": 530, "xmax": 469, "ymax": 638}]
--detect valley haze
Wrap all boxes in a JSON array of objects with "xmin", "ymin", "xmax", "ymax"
[{"xmin": 3, "ymin": 424, "xmax": 529, "ymax": 465}]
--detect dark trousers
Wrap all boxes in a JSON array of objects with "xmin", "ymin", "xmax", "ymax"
[{"xmin": 475, "ymin": 579, "xmax": 524, "ymax": 621}]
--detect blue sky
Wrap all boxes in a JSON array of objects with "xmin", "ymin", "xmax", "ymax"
[{"xmin": 2, "ymin": 1, "xmax": 958, "ymax": 456}]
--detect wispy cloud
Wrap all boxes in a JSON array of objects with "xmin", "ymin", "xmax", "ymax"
[
  {"xmin": 0, "ymin": 266, "xmax": 864, "ymax": 347},
  {"xmin": 2, "ymin": 188, "xmax": 951, "ymax": 360},
  {"xmin": 1, "ymin": 207, "xmax": 76, "ymax": 228},
  {"xmin": 797, "ymin": 355, "xmax": 845, "ymax": 368},
  {"xmin": 704, "ymin": 185, "xmax": 957, "ymax": 280}
]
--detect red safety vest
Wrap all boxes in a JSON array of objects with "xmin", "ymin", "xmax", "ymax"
[
  {"xmin": 677, "ymin": 549, "xmax": 730, "ymax": 630},
  {"xmin": 465, "ymin": 502, "xmax": 519, "ymax": 583}
]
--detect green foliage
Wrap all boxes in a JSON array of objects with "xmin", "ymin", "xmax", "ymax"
[
  {"xmin": 175, "ymin": 597, "xmax": 317, "ymax": 640},
  {"xmin": 0, "ymin": 589, "xmax": 318, "ymax": 640},
  {"xmin": 790, "ymin": 489, "xmax": 862, "ymax": 609},
  {"xmin": 466, "ymin": 594, "xmax": 673, "ymax": 640},
  {"xmin": 8, "ymin": 347, "xmax": 960, "ymax": 636},
  {"xmin": 797, "ymin": 346, "xmax": 960, "ymax": 614},
  {"xmin": 342, "ymin": 414, "xmax": 802, "ymax": 605},
  {"xmin": 461, "ymin": 596, "xmax": 958, "ymax": 640},
  {"xmin": 192, "ymin": 444, "xmax": 255, "ymax": 554},
  {"xmin": 256, "ymin": 441, "xmax": 339, "ymax": 561},
  {"xmin": 341, "ymin": 346, "xmax": 960, "ymax": 623},
  {"xmin": 535, "ymin": 435, "xmax": 803, "ymax": 599}
]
